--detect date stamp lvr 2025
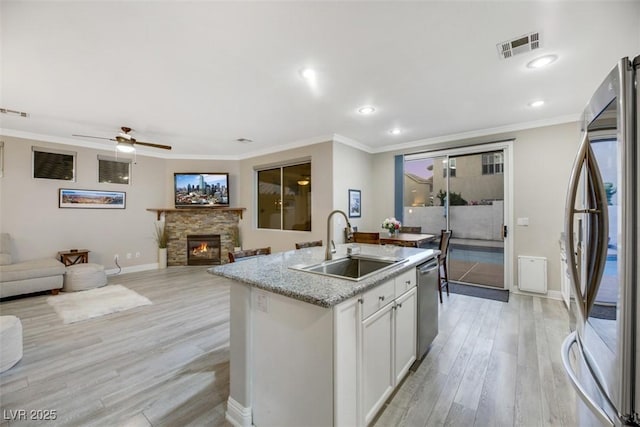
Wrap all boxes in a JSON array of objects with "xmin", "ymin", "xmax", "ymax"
[{"xmin": 3, "ymin": 409, "xmax": 58, "ymax": 421}]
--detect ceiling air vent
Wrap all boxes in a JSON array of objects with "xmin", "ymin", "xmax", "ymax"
[{"xmin": 497, "ymin": 32, "xmax": 541, "ymax": 59}]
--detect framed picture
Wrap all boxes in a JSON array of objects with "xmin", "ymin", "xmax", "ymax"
[
  {"xmin": 348, "ymin": 189, "xmax": 361, "ymax": 218},
  {"xmin": 59, "ymin": 189, "xmax": 126, "ymax": 209}
]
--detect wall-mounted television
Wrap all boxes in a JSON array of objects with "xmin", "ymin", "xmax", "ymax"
[{"xmin": 174, "ymin": 173, "xmax": 229, "ymax": 208}]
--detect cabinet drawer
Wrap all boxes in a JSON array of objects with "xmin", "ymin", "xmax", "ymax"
[
  {"xmin": 361, "ymin": 279, "xmax": 395, "ymax": 320},
  {"xmin": 394, "ymin": 269, "xmax": 416, "ymax": 297}
]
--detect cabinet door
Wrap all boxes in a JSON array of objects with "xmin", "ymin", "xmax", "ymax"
[
  {"xmin": 362, "ymin": 303, "xmax": 394, "ymax": 425},
  {"xmin": 394, "ymin": 287, "xmax": 417, "ymax": 384},
  {"xmin": 334, "ymin": 296, "xmax": 361, "ymax": 427}
]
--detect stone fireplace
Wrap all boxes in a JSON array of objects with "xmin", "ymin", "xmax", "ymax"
[
  {"xmin": 187, "ymin": 234, "xmax": 221, "ymax": 265},
  {"xmin": 148, "ymin": 208, "xmax": 245, "ymax": 266}
]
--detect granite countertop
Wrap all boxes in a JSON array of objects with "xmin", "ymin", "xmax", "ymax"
[{"xmin": 208, "ymin": 244, "xmax": 438, "ymax": 308}]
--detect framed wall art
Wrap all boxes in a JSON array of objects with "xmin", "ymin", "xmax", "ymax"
[
  {"xmin": 59, "ymin": 189, "xmax": 126, "ymax": 209},
  {"xmin": 348, "ymin": 189, "xmax": 361, "ymax": 218}
]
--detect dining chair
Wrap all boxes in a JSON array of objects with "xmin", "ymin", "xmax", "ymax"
[
  {"xmin": 352, "ymin": 232, "xmax": 380, "ymax": 244},
  {"xmin": 228, "ymin": 247, "xmax": 271, "ymax": 263},
  {"xmin": 295, "ymin": 240, "xmax": 323, "ymax": 249},
  {"xmin": 399, "ymin": 226, "xmax": 422, "ymax": 234},
  {"xmin": 437, "ymin": 229, "xmax": 452, "ymax": 303}
]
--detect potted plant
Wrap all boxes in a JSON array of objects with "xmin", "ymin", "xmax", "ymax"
[
  {"xmin": 154, "ymin": 222, "xmax": 169, "ymax": 269},
  {"xmin": 231, "ymin": 225, "xmax": 242, "ymax": 252}
]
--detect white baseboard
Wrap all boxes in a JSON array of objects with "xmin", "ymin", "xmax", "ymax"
[
  {"xmin": 106, "ymin": 263, "xmax": 158, "ymax": 276},
  {"xmin": 226, "ymin": 397, "xmax": 253, "ymax": 427},
  {"xmin": 510, "ymin": 288, "xmax": 563, "ymax": 301}
]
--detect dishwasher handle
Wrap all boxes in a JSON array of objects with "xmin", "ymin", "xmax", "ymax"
[{"xmin": 418, "ymin": 259, "xmax": 438, "ymax": 274}]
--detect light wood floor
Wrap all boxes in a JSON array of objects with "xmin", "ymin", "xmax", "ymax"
[
  {"xmin": 1, "ymin": 267, "xmax": 577, "ymax": 426},
  {"xmin": 0, "ymin": 267, "xmax": 231, "ymax": 427}
]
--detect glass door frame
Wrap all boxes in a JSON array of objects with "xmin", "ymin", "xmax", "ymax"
[{"xmin": 404, "ymin": 140, "xmax": 514, "ymax": 291}]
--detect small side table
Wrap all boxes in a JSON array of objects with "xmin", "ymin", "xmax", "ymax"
[{"xmin": 58, "ymin": 249, "xmax": 90, "ymax": 266}]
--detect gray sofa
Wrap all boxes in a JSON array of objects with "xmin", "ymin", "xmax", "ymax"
[{"xmin": 0, "ymin": 233, "xmax": 66, "ymax": 298}]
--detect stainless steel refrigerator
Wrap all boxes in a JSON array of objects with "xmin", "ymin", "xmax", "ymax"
[{"xmin": 562, "ymin": 55, "xmax": 639, "ymax": 426}]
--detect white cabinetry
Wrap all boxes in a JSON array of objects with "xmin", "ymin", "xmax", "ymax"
[
  {"xmin": 362, "ymin": 299, "xmax": 394, "ymax": 424},
  {"xmin": 334, "ymin": 296, "xmax": 361, "ymax": 426},
  {"xmin": 394, "ymin": 287, "xmax": 417, "ymax": 384},
  {"xmin": 361, "ymin": 273, "xmax": 417, "ymax": 425},
  {"xmin": 246, "ymin": 269, "xmax": 418, "ymax": 427}
]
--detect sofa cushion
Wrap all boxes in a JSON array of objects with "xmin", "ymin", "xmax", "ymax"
[
  {"xmin": 0, "ymin": 258, "xmax": 66, "ymax": 283},
  {"xmin": 0, "ymin": 234, "xmax": 11, "ymax": 266}
]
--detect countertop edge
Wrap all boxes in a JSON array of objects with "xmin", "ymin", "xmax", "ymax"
[{"xmin": 209, "ymin": 246, "xmax": 439, "ymax": 308}]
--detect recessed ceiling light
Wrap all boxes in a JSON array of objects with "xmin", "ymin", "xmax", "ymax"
[
  {"xmin": 300, "ymin": 68, "xmax": 316, "ymax": 80},
  {"xmin": 358, "ymin": 106, "xmax": 375, "ymax": 115},
  {"xmin": 527, "ymin": 54, "xmax": 558, "ymax": 69},
  {"xmin": 529, "ymin": 100, "xmax": 545, "ymax": 108},
  {"xmin": 389, "ymin": 128, "xmax": 402, "ymax": 135}
]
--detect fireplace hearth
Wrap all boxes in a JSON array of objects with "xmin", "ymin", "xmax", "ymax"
[{"xmin": 187, "ymin": 234, "xmax": 221, "ymax": 265}]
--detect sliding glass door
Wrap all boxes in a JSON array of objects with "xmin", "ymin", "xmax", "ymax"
[{"xmin": 403, "ymin": 143, "xmax": 511, "ymax": 290}]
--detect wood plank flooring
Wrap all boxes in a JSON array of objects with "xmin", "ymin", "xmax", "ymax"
[
  {"xmin": 0, "ymin": 267, "xmax": 232, "ymax": 427},
  {"xmin": 1, "ymin": 267, "xmax": 577, "ymax": 426},
  {"xmin": 373, "ymin": 292, "xmax": 577, "ymax": 427}
]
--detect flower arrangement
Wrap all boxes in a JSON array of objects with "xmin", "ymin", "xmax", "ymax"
[{"xmin": 381, "ymin": 217, "xmax": 401, "ymax": 233}]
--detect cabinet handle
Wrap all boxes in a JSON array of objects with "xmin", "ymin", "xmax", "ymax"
[
  {"xmin": 397, "ymin": 302, "xmax": 403, "ymax": 309},
  {"xmin": 405, "ymin": 280, "xmax": 411, "ymax": 285},
  {"xmin": 379, "ymin": 295, "xmax": 385, "ymax": 302},
  {"xmin": 357, "ymin": 298, "xmax": 363, "ymax": 304}
]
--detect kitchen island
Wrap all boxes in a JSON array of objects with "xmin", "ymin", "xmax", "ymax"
[{"xmin": 209, "ymin": 244, "xmax": 438, "ymax": 427}]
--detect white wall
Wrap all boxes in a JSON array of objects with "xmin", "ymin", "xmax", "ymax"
[
  {"xmin": 237, "ymin": 141, "xmax": 333, "ymax": 253},
  {"xmin": 372, "ymin": 122, "xmax": 581, "ymax": 293},
  {"xmin": 0, "ymin": 136, "xmax": 166, "ymax": 269},
  {"xmin": 332, "ymin": 142, "xmax": 376, "ymax": 240}
]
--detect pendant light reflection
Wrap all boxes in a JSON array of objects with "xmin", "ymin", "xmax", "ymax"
[{"xmin": 116, "ymin": 141, "xmax": 135, "ymax": 153}]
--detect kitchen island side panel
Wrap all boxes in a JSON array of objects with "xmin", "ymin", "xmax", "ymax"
[{"xmin": 252, "ymin": 288, "xmax": 334, "ymax": 426}]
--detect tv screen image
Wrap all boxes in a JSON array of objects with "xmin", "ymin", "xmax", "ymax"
[{"xmin": 174, "ymin": 173, "xmax": 229, "ymax": 207}]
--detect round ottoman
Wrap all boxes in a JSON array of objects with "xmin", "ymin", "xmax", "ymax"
[
  {"xmin": 63, "ymin": 263, "xmax": 107, "ymax": 292},
  {"xmin": 0, "ymin": 315, "xmax": 23, "ymax": 373}
]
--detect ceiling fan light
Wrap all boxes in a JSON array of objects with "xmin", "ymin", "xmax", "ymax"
[{"xmin": 117, "ymin": 141, "xmax": 135, "ymax": 153}]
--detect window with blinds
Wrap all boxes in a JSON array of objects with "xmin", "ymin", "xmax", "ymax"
[
  {"xmin": 98, "ymin": 155, "xmax": 131, "ymax": 184},
  {"xmin": 32, "ymin": 147, "xmax": 76, "ymax": 181}
]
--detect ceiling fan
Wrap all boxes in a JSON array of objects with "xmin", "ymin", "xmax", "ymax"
[{"xmin": 73, "ymin": 127, "xmax": 172, "ymax": 152}]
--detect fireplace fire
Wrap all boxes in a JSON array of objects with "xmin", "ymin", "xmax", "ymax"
[{"xmin": 187, "ymin": 234, "xmax": 221, "ymax": 265}]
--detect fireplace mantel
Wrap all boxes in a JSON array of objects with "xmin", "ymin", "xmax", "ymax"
[
  {"xmin": 148, "ymin": 207, "xmax": 246, "ymax": 266},
  {"xmin": 147, "ymin": 207, "xmax": 246, "ymax": 220}
]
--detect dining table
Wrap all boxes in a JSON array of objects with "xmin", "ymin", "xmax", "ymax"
[{"xmin": 379, "ymin": 232, "xmax": 436, "ymax": 248}]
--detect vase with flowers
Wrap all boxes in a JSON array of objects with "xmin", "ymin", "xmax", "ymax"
[{"xmin": 382, "ymin": 217, "xmax": 401, "ymax": 237}]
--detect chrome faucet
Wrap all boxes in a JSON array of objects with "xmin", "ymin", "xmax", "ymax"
[{"xmin": 325, "ymin": 209, "xmax": 354, "ymax": 260}]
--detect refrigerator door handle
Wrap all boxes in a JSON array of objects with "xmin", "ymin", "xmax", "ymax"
[
  {"xmin": 561, "ymin": 332, "xmax": 615, "ymax": 427},
  {"xmin": 565, "ymin": 133, "xmax": 590, "ymax": 320},
  {"xmin": 564, "ymin": 132, "xmax": 609, "ymax": 320},
  {"xmin": 583, "ymin": 143, "xmax": 609, "ymax": 316}
]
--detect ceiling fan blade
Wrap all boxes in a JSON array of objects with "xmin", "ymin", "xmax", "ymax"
[
  {"xmin": 72, "ymin": 134, "xmax": 116, "ymax": 141},
  {"xmin": 134, "ymin": 141, "xmax": 172, "ymax": 150}
]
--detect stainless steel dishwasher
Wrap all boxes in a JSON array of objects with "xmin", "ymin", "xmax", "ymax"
[{"xmin": 416, "ymin": 255, "xmax": 439, "ymax": 361}]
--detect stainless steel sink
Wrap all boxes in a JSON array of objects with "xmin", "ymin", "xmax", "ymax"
[{"xmin": 290, "ymin": 254, "xmax": 403, "ymax": 281}]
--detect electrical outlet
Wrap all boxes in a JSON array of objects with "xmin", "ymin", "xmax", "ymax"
[
  {"xmin": 114, "ymin": 254, "xmax": 119, "ymax": 262},
  {"xmin": 135, "ymin": 252, "xmax": 141, "ymax": 258},
  {"xmin": 126, "ymin": 253, "xmax": 132, "ymax": 259}
]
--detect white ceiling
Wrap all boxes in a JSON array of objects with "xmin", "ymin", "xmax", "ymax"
[{"xmin": 1, "ymin": 1, "xmax": 639, "ymax": 159}]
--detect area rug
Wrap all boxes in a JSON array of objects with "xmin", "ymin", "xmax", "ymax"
[
  {"xmin": 47, "ymin": 284, "xmax": 152, "ymax": 324},
  {"xmin": 448, "ymin": 282, "xmax": 510, "ymax": 303}
]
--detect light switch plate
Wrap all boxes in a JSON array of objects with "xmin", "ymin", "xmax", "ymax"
[{"xmin": 517, "ymin": 217, "xmax": 529, "ymax": 226}]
